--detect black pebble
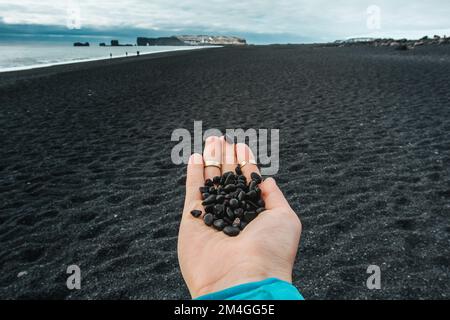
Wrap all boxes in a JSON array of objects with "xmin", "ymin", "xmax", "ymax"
[
  {"xmin": 202, "ymin": 194, "xmax": 216, "ymax": 205},
  {"xmin": 213, "ymin": 176, "xmax": 221, "ymax": 184},
  {"xmin": 229, "ymin": 198, "xmax": 239, "ymax": 209},
  {"xmin": 235, "ymin": 165, "xmax": 242, "ymax": 175},
  {"xmin": 247, "ymin": 200, "xmax": 258, "ymax": 209},
  {"xmin": 202, "ymin": 193, "xmax": 209, "ymax": 200},
  {"xmin": 214, "ymin": 204, "xmax": 224, "ymax": 216},
  {"xmin": 251, "ymin": 172, "xmax": 262, "ymax": 184},
  {"xmin": 224, "ymin": 173, "xmax": 235, "ymax": 186},
  {"xmin": 223, "ymin": 216, "xmax": 233, "ymax": 225},
  {"xmin": 234, "ymin": 208, "xmax": 244, "ymax": 219},
  {"xmin": 238, "ymin": 191, "xmax": 246, "ymax": 201},
  {"xmin": 244, "ymin": 211, "xmax": 257, "ymax": 222},
  {"xmin": 257, "ymin": 199, "xmax": 265, "ymax": 207},
  {"xmin": 239, "ymin": 221, "xmax": 248, "ymax": 230},
  {"xmin": 203, "ymin": 213, "xmax": 214, "ymax": 226},
  {"xmin": 256, "ymin": 207, "xmax": 265, "ymax": 214},
  {"xmin": 247, "ymin": 190, "xmax": 257, "ymax": 199},
  {"xmin": 205, "ymin": 179, "xmax": 214, "ymax": 187},
  {"xmin": 237, "ymin": 180, "xmax": 247, "ymax": 187},
  {"xmin": 213, "ymin": 219, "xmax": 226, "ymax": 231},
  {"xmin": 209, "ymin": 186, "xmax": 217, "ymax": 194},
  {"xmin": 190, "ymin": 210, "xmax": 202, "ymax": 218},
  {"xmin": 223, "ymin": 226, "xmax": 240, "ymax": 237},
  {"xmin": 215, "ymin": 195, "xmax": 225, "ymax": 203},
  {"xmin": 226, "ymin": 207, "xmax": 235, "ymax": 220},
  {"xmin": 236, "ymin": 182, "xmax": 246, "ymax": 190},
  {"xmin": 223, "ymin": 171, "xmax": 233, "ymax": 179},
  {"xmin": 224, "ymin": 184, "xmax": 237, "ymax": 193},
  {"xmin": 205, "ymin": 204, "xmax": 214, "ymax": 213}
]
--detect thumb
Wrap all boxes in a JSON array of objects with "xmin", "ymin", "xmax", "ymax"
[{"xmin": 260, "ymin": 177, "xmax": 291, "ymax": 210}]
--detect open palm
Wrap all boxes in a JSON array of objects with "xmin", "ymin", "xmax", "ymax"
[{"xmin": 178, "ymin": 136, "xmax": 302, "ymax": 298}]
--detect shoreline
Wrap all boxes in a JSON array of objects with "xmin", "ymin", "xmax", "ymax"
[
  {"xmin": 0, "ymin": 45, "xmax": 219, "ymax": 74},
  {"xmin": 0, "ymin": 46, "xmax": 221, "ymax": 87}
]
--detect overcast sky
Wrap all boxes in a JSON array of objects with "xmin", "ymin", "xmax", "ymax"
[{"xmin": 0, "ymin": 0, "xmax": 449, "ymax": 43}]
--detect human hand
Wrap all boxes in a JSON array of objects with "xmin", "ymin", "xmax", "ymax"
[{"xmin": 178, "ymin": 136, "xmax": 302, "ymax": 298}]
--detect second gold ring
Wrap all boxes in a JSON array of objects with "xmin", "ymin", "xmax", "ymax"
[
  {"xmin": 204, "ymin": 160, "xmax": 222, "ymax": 169},
  {"xmin": 239, "ymin": 159, "xmax": 257, "ymax": 168}
]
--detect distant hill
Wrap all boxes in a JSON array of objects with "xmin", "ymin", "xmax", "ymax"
[{"xmin": 137, "ymin": 35, "xmax": 247, "ymax": 46}]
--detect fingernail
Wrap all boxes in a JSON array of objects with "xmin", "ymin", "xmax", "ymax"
[
  {"xmin": 224, "ymin": 134, "xmax": 234, "ymax": 144},
  {"xmin": 189, "ymin": 153, "xmax": 203, "ymax": 165}
]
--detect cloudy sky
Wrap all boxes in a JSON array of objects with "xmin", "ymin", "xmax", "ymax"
[{"xmin": 0, "ymin": 0, "xmax": 449, "ymax": 43}]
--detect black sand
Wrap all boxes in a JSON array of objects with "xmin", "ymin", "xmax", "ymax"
[{"xmin": 0, "ymin": 45, "xmax": 449, "ymax": 299}]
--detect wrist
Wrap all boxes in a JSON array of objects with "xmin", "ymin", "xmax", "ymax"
[{"xmin": 191, "ymin": 262, "xmax": 292, "ymax": 298}]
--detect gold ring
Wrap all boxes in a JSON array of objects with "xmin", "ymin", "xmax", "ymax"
[
  {"xmin": 204, "ymin": 160, "xmax": 221, "ymax": 168},
  {"xmin": 240, "ymin": 159, "xmax": 257, "ymax": 168}
]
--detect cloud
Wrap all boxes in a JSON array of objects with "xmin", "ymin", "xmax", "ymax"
[{"xmin": 0, "ymin": 0, "xmax": 449, "ymax": 42}]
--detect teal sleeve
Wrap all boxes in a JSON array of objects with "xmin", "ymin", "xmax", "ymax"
[{"xmin": 195, "ymin": 278, "xmax": 304, "ymax": 300}]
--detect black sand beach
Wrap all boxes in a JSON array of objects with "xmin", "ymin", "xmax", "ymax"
[{"xmin": 0, "ymin": 45, "xmax": 449, "ymax": 299}]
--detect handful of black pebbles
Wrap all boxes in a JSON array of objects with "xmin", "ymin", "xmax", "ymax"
[{"xmin": 190, "ymin": 165, "xmax": 265, "ymax": 237}]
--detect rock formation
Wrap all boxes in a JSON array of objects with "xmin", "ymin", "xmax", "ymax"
[
  {"xmin": 137, "ymin": 35, "xmax": 246, "ymax": 46},
  {"xmin": 73, "ymin": 42, "xmax": 89, "ymax": 47},
  {"xmin": 331, "ymin": 36, "xmax": 450, "ymax": 50}
]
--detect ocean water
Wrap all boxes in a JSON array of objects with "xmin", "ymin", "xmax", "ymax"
[{"xmin": 0, "ymin": 43, "xmax": 212, "ymax": 72}]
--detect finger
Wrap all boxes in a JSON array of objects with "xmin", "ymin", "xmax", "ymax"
[
  {"xmin": 203, "ymin": 136, "xmax": 222, "ymax": 182},
  {"xmin": 220, "ymin": 136, "xmax": 237, "ymax": 174},
  {"xmin": 184, "ymin": 153, "xmax": 204, "ymax": 208},
  {"xmin": 260, "ymin": 177, "xmax": 291, "ymax": 210},
  {"xmin": 235, "ymin": 143, "xmax": 260, "ymax": 182}
]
